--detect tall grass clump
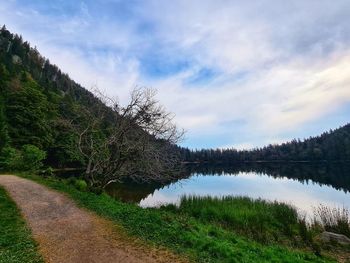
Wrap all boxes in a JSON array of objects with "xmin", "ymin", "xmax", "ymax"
[
  {"xmin": 314, "ymin": 205, "xmax": 350, "ymax": 237},
  {"xmin": 170, "ymin": 195, "xmax": 300, "ymax": 244}
]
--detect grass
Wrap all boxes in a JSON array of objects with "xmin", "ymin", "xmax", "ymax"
[
  {"xmin": 163, "ymin": 196, "xmax": 301, "ymax": 245},
  {"xmin": 0, "ymin": 186, "xmax": 43, "ymax": 263},
  {"xmin": 314, "ymin": 205, "xmax": 350, "ymax": 237},
  {"xmin": 18, "ymin": 173, "xmax": 337, "ymax": 263}
]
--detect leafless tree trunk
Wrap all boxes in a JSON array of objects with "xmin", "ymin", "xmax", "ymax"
[{"xmin": 76, "ymin": 87, "xmax": 185, "ymax": 188}]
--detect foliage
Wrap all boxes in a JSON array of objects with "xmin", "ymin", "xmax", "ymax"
[
  {"xmin": 5, "ymin": 76, "xmax": 55, "ymax": 149},
  {"xmin": 20, "ymin": 145, "xmax": 46, "ymax": 171},
  {"xmin": 0, "ymin": 95, "xmax": 10, "ymax": 151},
  {"xmin": 0, "ymin": 26, "xmax": 112, "ymax": 169},
  {"xmin": 0, "ymin": 145, "xmax": 46, "ymax": 171},
  {"xmin": 0, "ymin": 146, "xmax": 21, "ymax": 170},
  {"xmin": 0, "ymin": 186, "xmax": 43, "ymax": 263},
  {"xmin": 21, "ymin": 174, "xmax": 336, "ymax": 263},
  {"xmin": 74, "ymin": 179, "xmax": 88, "ymax": 191}
]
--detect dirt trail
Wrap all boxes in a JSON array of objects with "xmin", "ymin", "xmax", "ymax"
[{"xmin": 0, "ymin": 175, "xmax": 185, "ymax": 263}]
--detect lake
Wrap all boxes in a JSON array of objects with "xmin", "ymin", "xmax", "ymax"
[{"xmin": 106, "ymin": 163, "xmax": 350, "ymax": 216}]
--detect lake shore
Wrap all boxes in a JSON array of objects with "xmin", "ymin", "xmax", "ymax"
[{"xmin": 8, "ymin": 173, "xmax": 350, "ymax": 262}]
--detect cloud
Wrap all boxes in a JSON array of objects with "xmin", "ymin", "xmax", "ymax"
[{"xmin": 1, "ymin": 0, "xmax": 350, "ymax": 148}]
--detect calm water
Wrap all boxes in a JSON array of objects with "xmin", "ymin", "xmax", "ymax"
[{"xmin": 106, "ymin": 163, "xmax": 350, "ymax": 216}]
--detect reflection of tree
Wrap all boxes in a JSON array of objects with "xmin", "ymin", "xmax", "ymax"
[
  {"xmin": 105, "ymin": 181, "xmax": 162, "ymax": 203},
  {"xmin": 105, "ymin": 163, "xmax": 350, "ymax": 203},
  {"xmin": 186, "ymin": 163, "xmax": 350, "ymax": 193}
]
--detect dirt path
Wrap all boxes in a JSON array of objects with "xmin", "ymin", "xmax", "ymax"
[{"xmin": 0, "ymin": 175, "xmax": 185, "ymax": 263}]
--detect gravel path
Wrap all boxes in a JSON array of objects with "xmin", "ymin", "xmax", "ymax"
[{"xmin": 0, "ymin": 175, "xmax": 185, "ymax": 263}]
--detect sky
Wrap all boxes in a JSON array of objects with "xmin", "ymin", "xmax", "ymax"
[{"xmin": 1, "ymin": 0, "xmax": 350, "ymax": 149}]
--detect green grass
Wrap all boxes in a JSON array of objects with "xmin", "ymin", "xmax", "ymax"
[
  {"xmin": 0, "ymin": 186, "xmax": 43, "ymax": 263},
  {"xmin": 161, "ymin": 196, "xmax": 302, "ymax": 245},
  {"xmin": 19, "ymin": 173, "xmax": 336, "ymax": 263}
]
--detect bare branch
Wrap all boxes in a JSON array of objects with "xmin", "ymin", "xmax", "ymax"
[{"xmin": 75, "ymin": 86, "xmax": 185, "ymax": 188}]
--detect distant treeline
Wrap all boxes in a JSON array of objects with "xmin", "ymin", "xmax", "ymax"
[{"xmin": 179, "ymin": 124, "xmax": 350, "ymax": 162}]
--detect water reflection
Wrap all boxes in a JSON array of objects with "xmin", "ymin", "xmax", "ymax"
[{"xmin": 105, "ymin": 163, "xmax": 350, "ymax": 215}]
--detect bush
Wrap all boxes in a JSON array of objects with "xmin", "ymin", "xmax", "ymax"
[
  {"xmin": 74, "ymin": 179, "xmax": 88, "ymax": 191},
  {"xmin": 0, "ymin": 144, "xmax": 46, "ymax": 172},
  {"xmin": 0, "ymin": 146, "xmax": 21, "ymax": 170},
  {"xmin": 20, "ymin": 144, "xmax": 46, "ymax": 171}
]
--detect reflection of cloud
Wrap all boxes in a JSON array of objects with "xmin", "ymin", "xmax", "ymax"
[
  {"xmin": 139, "ymin": 172, "xmax": 350, "ymax": 216},
  {"xmin": 1, "ymin": 0, "xmax": 350, "ymax": 148}
]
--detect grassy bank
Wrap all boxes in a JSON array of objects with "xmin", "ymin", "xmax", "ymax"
[
  {"xmin": 0, "ymin": 186, "xmax": 43, "ymax": 263},
  {"xmin": 162, "ymin": 196, "xmax": 303, "ymax": 245},
  {"xmin": 160, "ymin": 196, "xmax": 350, "ymax": 258},
  {"xmin": 19, "ymin": 174, "xmax": 338, "ymax": 263}
]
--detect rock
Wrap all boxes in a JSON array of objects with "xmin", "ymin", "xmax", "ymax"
[{"xmin": 320, "ymin": 231, "xmax": 350, "ymax": 245}]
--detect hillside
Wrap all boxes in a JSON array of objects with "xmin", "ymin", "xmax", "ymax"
[
  {"xmin": 181, "ymin": 124, "xmax": 350, "ymax": 163},
  {"xmin": 0, "ymin": 26, "xmax": 181, "ymax": 186},
  {"xmin": 0, "ymin": 26, "xmax": 110, "ymax": 168}
]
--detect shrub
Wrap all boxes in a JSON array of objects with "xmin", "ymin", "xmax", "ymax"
[
  {"xmin": 0, "ymin": 144, "xmax": 47, "ymax": 172},
  {"xmin": 0, "ymin": 146, "xmax": 21, "ymax": 170},
  {"xmin": 74, "ymin": 179, "xmax": 88, "ymax": 191},
  {"xmin": 20, "ymin": 144, "xmax": 46, "ymax": 171}
]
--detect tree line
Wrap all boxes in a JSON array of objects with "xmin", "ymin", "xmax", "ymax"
[{"xmin": 180, "ymin": 124, "xmax": 350, "ymax": 163}]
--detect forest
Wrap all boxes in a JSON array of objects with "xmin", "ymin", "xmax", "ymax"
[
  {"xmin": 0, "ymin": 25, "xmax": 100, "ymax": 169},
  {"xmin": 180, "ymin": 124, "xmax": 350, "ymax": 163}
]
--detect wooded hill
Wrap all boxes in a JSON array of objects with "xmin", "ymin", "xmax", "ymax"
[
  {"xmin": 0, "ymin": 26, "xmax": 182, "ymax": 186},
  {"xmin": 180, "ymin": 124, "xmax": 350, "ymax": 163},
  {"xmin": 0, "ymin": 26, "xmax": 109, "ymax": 168}
]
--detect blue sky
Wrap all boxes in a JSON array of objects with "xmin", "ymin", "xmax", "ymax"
[{"xmin": 1, "ymin": 0, "xmax": 350, "ymax": 149}]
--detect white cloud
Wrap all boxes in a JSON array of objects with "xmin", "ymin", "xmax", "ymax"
[{"xmin": 1, "ymin": 0, "xmax": 350, "ymax": 148}]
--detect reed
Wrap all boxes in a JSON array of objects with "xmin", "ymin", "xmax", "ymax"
[{"xmin": 313, "ymin": 205, "xmax": 350, "ymax": 237}]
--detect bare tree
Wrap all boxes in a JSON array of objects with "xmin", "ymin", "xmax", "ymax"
[{"xmin": 76, "ymin": 87, "xmax": 185, "ymax": 188}]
